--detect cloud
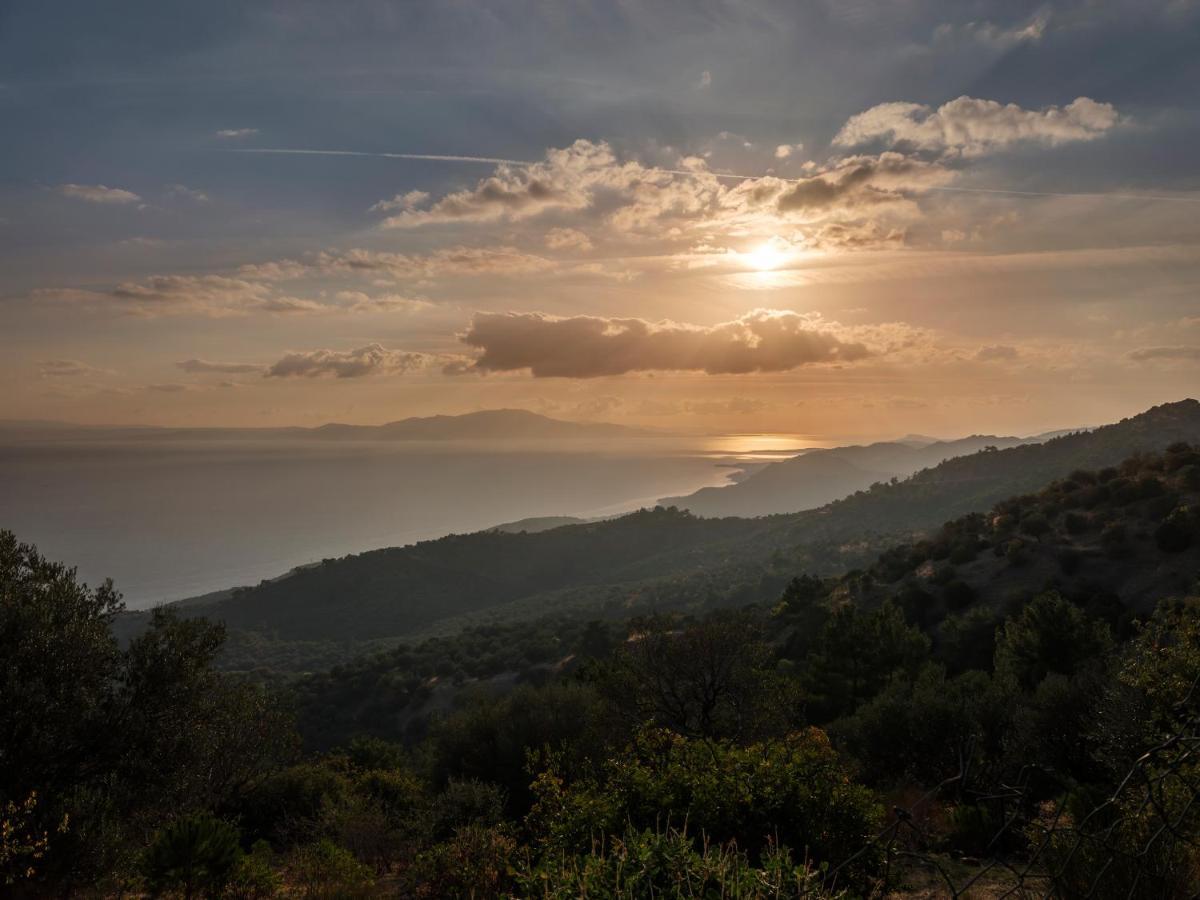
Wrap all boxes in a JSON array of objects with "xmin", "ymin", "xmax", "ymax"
[
  {"xmin": 544, "ymin": 227, "xmax": 593, "ymax": 251},
  {"xmin": 314, "ymin": 245, "xmax": 552, "ymax": 278},
  {"xmin": 216, "ymin": 128, "xmax": 258, "ymax": 138},
  {"xmin": 772, "ymin": 152, "xmax": 955, "ymax": 214},
  {"xmin": 146, "ymin": 382, "xmax": 195, "ymax": 393},
  {"xmin": 166, "ymin": 184, "xmax": 210, "ymax": 203},
  {"xmin": 331, "ymin": 291, "xmax": 431, "ymax": 313},
  {"xmin": 369, "ymin": 138, "xmax": 962, "ymax": 246},
  {"xmin": 176, "ymin": 358, "xmax": 266, "ymax": 374},
  {"xmin": 931, "ymin": 12, "xmax": 1050, "ymax": 50},
  {"xmin": 56, "ymin": 183, "xmax": 141, "ymax": 204},
  {"xmin": 265, "ymin": 343, "xmax": 431, "ymax": 378},
  {"xmin": 370, "ymin": 189, "xmax": 431, "ymax": 212},
  {"xmin": 697, "ymin": 70, "xmax": 712, "ymax": 88},
  {"xmin": 774, "ymin": 144, "xmax": 802, "ymax": 159},
  {"xmin": 453, "ymin": 309, "xmax": 871, "ymax": 377},
  {"xmin": 39, "ymin": 359, "xmax": 113, "ymax": 377},
  {"xmin": 683, "ymin": 397, "xmax": 770, "ymax": 415},
  {"xmin": 378, "ymin": 140, "xmax": 617, "ymax": 228},
  {"xmin": 834, "ymin": 96, "xmax": 1119, "ymax": 157},
  {"xmin": 975, "ymin": 344, "xmax": 1019, "ymax": 361},
  {"xmin": 1128, "ymin": 346, "xmax": 1200, "ymax": 362},
  {"xmin": 32, "ymin": 275, "xmax": 322, "ymax": 318}
]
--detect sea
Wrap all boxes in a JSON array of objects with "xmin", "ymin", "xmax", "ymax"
[{"xmin": 0, "ymin": 433, "xmax": 821, "ymax": 608}]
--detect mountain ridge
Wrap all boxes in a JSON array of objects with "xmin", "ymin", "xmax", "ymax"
[{"xmin": 0, "ymin": 408, "xmax": 646, "ymax": 442}]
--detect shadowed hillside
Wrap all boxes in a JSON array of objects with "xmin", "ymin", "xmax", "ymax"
[{"xmin": 117, "ymin": 400, "xmax": 1200, "ymax": 668}]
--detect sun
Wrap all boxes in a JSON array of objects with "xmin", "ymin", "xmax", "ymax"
[{"xmin": 742, "ymin": 238, "xmax": 791, "ymax": 272}]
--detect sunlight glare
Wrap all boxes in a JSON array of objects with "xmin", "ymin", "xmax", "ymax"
[{"xmin": 742, "ymin": 238, "xmax": 791, "ymax": 272}]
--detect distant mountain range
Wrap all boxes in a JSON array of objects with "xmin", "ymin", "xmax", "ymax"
[
  {"xmin": 113, "ymin": 399, "xmax": 1200, "ymax": 671},
  {"xmin": 660, "ymin": 434, "xmax": 1044, "ymax": 517},
  {"xmin": 0, "ymin": 409, "xmax": 643, "ymax": 442}
]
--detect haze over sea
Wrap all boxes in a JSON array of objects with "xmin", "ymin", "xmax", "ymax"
[{"xmin": 0, "ymin": 432, "xmax": 822, "ymax": 608}]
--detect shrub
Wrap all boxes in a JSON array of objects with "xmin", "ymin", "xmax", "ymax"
[
  {"xmin": 1004, "ymin": 539, "xmax": 1028, "ymax": 566},
  {"xmin": 287, "ymin": 839, "xmax": 373, "ymax": 899},
  {"xmin": 528, "ymin": 727, "xmax": 882, "ymax": 881},
  {"xmin": 224, "ymin": 841, "xmax": 281, "ymax": 899},
  {"xmin": 513, "ymin": 826, "xmax": 839, "ymax": 899},
  {"xmin": 407, "ymin": 824, "xmax": 517, "ymax": 899},
  {"xmin": 142, "ymin": 814, "xmax": 242, "ymax": 899}
]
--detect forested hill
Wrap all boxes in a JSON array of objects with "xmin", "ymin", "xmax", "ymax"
[
  {"xmin": 291, "ymin": 441, "xmax": 1200, "ymax": 751},
  {"xmin": 659, "ymin": 433, "xmax": 1035, "ymax": 517},
  {"xmin": 122, "ymin": 399, "xmax": 1200, "ymax": 665}
]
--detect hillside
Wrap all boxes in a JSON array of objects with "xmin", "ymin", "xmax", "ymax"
[
  {"xmin": 122, "ymin": 399, "xmax": 1200, "ymax": 669},
  {"xmin": 814, "ymin": 440, "xmax": 1200, "ymax": 659},
  {"xmin": 660, "ymin": 434, "xmax": 1035, "ymax": 517},
  {"xmin": 288, "ymin": 441, "xmax": 1200, "ymax": 752}
]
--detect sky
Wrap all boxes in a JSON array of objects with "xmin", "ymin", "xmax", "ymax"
[{"xmin": 1, "ymin": 0, "xmax": 1198, "ymax": 439}]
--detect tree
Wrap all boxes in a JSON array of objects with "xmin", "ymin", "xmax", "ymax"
[
  {"xmin": 993, "ymin": 592, "xmax": 1112, "ymax": 691},
  {"xmin": 600, "ymin": 611, "xmax": 799, "ymax": 742},
  {"xmin": 801, "ymin": 601, "xmax": 930, "ymax": 721},
  {"xmin": 0, "ymin": 531, "xmax": 296, "ymax": 888}
]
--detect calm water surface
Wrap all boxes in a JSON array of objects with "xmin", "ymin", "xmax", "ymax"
[{"xmin": 0, "ymin": 434, "xmax": 824, "ymax": 607}]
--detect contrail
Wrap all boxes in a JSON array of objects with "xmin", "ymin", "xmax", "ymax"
[{"xmin": 225, "ymin": 147, "xmax": 1200, "ymax": 204}]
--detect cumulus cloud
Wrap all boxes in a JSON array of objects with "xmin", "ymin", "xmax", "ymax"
[
  {"xmin": 368, "ymin": 138, "xmax": 968, "ymax": 247},
  {"xmin": 452, "ymin": 309, "xmax": 871, "ymax": 377},
  {"xmin": 56, "ymin": 183, "xmax": 142, "ymax": 204},
  {"xmin": 265, "ymin": 343, "xmax": 431, "ymax": 378},
  {"xmin": 379, "ymin": 140, "xmax": 620, "ymax": 228},
  {"xmin": 774, "ymin": 144, "xmax": 802, "ymax": 159},
  {"xmin": 176, "ymin": 358, "xmax": 266, "ymax": 374},
  {"xmin": 773, "ymin": 152, "xmax": 955, "ymax": 214},
  {"xmin": 1128, "ymin": 346, "xmax": 1200, "ymax": 362},
  {"xmin": 216, "ymin": 128, "xmax": 258, "ymax": 138},
  {"xmin": 834, "ymin": 96, "xmax": 1118, "ymax": 157},
  {"xmin": 39, "ymin": 359, "xmax": 113, "ymax": 377}
]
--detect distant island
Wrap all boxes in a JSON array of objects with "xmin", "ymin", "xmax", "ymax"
[{"xmin": 0, "ymin": 408, "xmax": 650, "ymax": 442}]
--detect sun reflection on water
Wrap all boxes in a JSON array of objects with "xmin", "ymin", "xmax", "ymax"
[{"xmin": 700, "ymin": 433, "xmax": 826, "ymax": 458}]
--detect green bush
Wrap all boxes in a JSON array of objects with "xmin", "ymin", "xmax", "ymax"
[
  {"xmin": 287, "ymin": 839, "xmax": 373, "ymax": 899},
  {"xmin": 528, "ymin": 727, "xmax": 882, "ymax": 881},
  {"xmin": 513, "ymin": 826, "xmax": 841, "ymax": 899},
  {"xmin": 224, "ymin": 840, "xmax": 281, "ymax": 899},
  {"xmin": 142, "ymin": 814, "xmax": 242, "ymax": 899}
]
